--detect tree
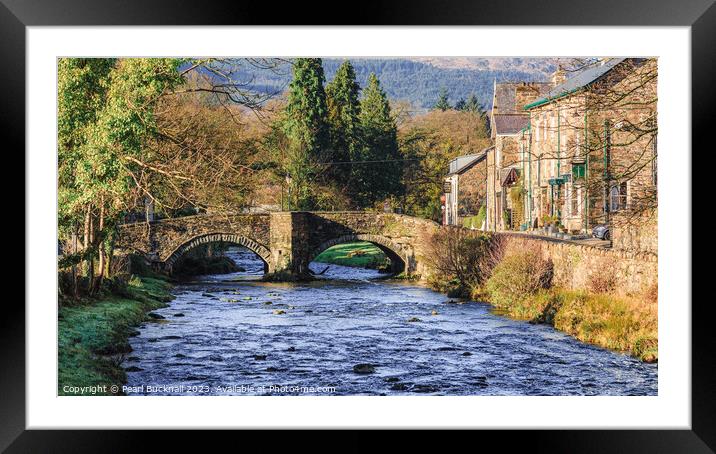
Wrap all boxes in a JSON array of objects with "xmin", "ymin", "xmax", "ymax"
[
  {"xmin": 326, "ymin": 60, "xmax": 362, "ymax": 184},
  {"xmin": 465, "ymin": 94, "xmax": 481, "ymax": 113},
  {"xmin": 356, "ymin": 73, "xmax": 403, "ymax": 207},
  {"xmin": 58, "ymin": 58, "xmax": 184, "ymax": 295},
  {"xmin": 398, "ymin": 109, "xmax": 492, "ymax": 221},
  {"xmin": 281, "ymin": 58, "xmax": 331, "ymax": 209},
  {"xmin": 433, "ymin": 87, "xmax": 451, "ymax": 111},
  {"xmin": 455, "ymin": 98, "xmax": 467, "ymax": 111},
  {"xmin": 58, "ymin": 58, "xmax": 116, "ymax": 296}
]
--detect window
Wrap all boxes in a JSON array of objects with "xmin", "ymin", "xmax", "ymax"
[
  {"xmin": 609, "ymin": 182, "xmax": 628, "ymax": 212},
  {"xmin": 570, "ymin": 185, "xmax": 579, "ymax": 216},
  {"xmin": 572, "ymin": 162, "xmax": 586, "ymax": 180}
]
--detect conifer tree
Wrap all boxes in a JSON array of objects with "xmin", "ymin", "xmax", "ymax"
[
  {"xmin": 466, "ymin": 93, "xmax": 481, "ymax": 113},
  {"xmin": 357, "ymin": 73, "xmax": 403, "ymax": 207},
  {"xmin": 326, "ymin": 60, "xmax": 362, "ymax": 183},
  {"xmin": 433, "ymin": 87, "xmax": 451, "ymax": 111},
  {"xmin": 282, "ymin": 58, "xmax": 331, "ymax": 209}
]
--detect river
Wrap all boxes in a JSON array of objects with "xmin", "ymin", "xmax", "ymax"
[{"xmin": 124, "ymin": 247, "xmax": 657, "ymax": 396}]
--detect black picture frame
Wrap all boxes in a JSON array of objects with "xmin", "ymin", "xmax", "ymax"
[{"xmin": 5, "ymin": 0, "xmax": 712, "ymax": 450}]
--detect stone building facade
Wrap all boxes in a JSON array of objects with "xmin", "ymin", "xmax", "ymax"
[
  {"xmin": 443, "ymin": 148, "xmax": 490, "ymax": 226},
  {"xmin": 522, "ymin": 58, "xmax": 657, "ymax": 253},
  {"xmin": 485, "ymin": 81, "xmax": 552, "ymax": 231}
]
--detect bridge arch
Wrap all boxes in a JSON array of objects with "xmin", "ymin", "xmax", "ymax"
[
  {"xmin": 309, "ymin": 234, "xmax": 408, "ymax": 274},
  {"xmin": 164, "ymin": 232, "xmax": 271, "ymax": 273}
]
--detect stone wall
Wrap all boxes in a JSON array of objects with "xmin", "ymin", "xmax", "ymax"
[
  {"xmin": 499, "ymin": 233, "xmax": 657, "ymax": 296},
  {"xmin": 117, "ymin": 211, "xmax": 440, "ymax": 279},
  {"xmin": 116, "ymin": 213, "xmax": 271, "ymax": 262},
  {"xmin": 611, "ymin": 211, "xmax": 658, "ymax": 255},
  {"xmin": 306, "ymin": 212, "xmax": 440, "ymax": 277}
]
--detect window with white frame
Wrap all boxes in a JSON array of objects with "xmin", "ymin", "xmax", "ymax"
[{"xmin": 609, "ymin": 182, "xmax": 628, "ymax": 212}]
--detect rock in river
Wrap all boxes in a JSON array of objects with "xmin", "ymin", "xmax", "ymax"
[
  {"xmin": 407, "ymin": 317, "xmax": 421, "ymax": 323},
  {"xmin": 273, "ymin": 309, "xmax": 286, "ymax": 315},
  {"xmin": 353, "ymin": 364, "xmax": 376, "ymax": 374}
]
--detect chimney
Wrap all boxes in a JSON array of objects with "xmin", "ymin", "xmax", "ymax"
[{"xmin": 551, "ymin": 65, "xmax": 567, "ymax": 87}]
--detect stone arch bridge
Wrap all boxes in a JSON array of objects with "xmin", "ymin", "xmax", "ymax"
[{"xmin": 116, "ymin": 211, "xmax": 440, "ymax": 279}]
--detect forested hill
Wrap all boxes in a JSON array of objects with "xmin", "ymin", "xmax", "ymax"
[{"xmin": 241, "ymin": 58, "xmax": 552, "ymax": 110}]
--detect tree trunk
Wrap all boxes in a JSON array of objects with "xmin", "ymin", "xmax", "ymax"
[
  {"xmin": 87, "ymin": 208, "xmax": 95, "ymax": 295},
  {"xmin": 95, "ymin": 200, "xmax": 106, "ymax": 293},
  {"xmin": 71, "ymin": 228, "xmax": 79, "ymax": 299},
  {"xmin": 83, "ymin": 205, "xmax": 91, "ymax": 278}
]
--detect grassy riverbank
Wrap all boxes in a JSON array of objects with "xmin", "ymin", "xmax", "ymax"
[
  {"xmin": 486, "ymin": 287, "xmax": 658, "ymax": 362},
  {"xmin": 314, "ymin": 241, "xmax": 389, "ymax": 269},
  {"xmin": 425, "ymin": 229, "xmax": 657, "ymax": 363},
  {"xmin": 480, "ymin": 246, "xmax": 658, "ymax": 363},
  {"xmin": 58, "ymin": 276, "xmax": 174, "ymax": 395}
]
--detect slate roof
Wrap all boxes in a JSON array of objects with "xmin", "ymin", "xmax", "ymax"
[
  {"xmin": 447, "ymin": 146, "xmax": 493, "ymax": 175},
  {"xmin": 500, "ymin": 167, "xmax": 520, "ymax": 186},
  {"xmin": 493, "ymin": 114, "xmax": 530, "ymax": 135},
  {"xmin": 494, "ymin": 82, "xmax": 551, "ymax": 114},
  {"xmin": 492, "ymin": 82, "xmax": 550, "ymax": 135},
  {"xmin": 525, "ymin": 58, "xmax": 628, "ymax": 109}
]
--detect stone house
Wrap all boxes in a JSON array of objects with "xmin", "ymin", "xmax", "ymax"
[
  {"xmin": 522, "ymin": 58, "xmax": 657, "ymax": 253},
  {"xmin": 442, "ymin": 147, "xmax": 490, "ymax": 226},
  {"xmin": 485, "ymin": 80, "xmax": 552, "ymax": 231}
]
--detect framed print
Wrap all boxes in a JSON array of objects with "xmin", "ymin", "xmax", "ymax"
[{"xmin": 6, "ymin": 0, "xmax": 714, "ymax": 450}]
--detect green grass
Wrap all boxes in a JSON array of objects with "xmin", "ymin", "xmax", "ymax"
[
  {"xmin": 313, "ymin": 242, "xmax": 390, "ymax": 269},
  {"xmin": 481, "ymin": 245, "xmax": 657, "ymax": 362},
  {"xmin": 484, "ymin": 285, "xmax": 658, "ymax": 362},
  {"xmin": 462, "ymin": 205, "xmax": 486, "ymax": 230},
  {"xmin": 58, "ymin": 276, "xmax": 174, "ymax": 395}
]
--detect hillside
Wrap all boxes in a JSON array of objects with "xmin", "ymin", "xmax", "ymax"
[{"xmin": 236, "ymin": 58, "xmax": 553, "ymax": 110}]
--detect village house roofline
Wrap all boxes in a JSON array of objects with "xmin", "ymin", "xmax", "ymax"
[
  {"xmin": 523, "ymin": 58, "xmax": 628, "ymax": 110},
  {"xmin": 493, "ymin": 81, "xmax": 552, "ymax": 115},
  {"xmin": 447, "ymin": 146, "xmax": 493, "ymax": 176},
  {"xmin": 493, "ymin": 113, "xmax": 531, "ymax": 136}
]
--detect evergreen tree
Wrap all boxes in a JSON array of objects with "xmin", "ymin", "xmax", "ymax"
[
  {"xmin": 282, "ymin": 58, "xmax": 331, "ymax": 209},
  {"xmin": 325, "ymin": 60, "xmax": 362, "ymax": 183},
  {"xmin": 433, "ymin": 87, "xmax": 451, "ymax": 111},
  {"xmin": 455, "ymin": 98, "xmax": 467, "ymax": 111},
  {"xmin": 357, "ymin": 73, "xmax": 403, "ymax": 207},
  {"xmin": 465, "ymin": 93, "xmax": 481, "ymax": 113}
]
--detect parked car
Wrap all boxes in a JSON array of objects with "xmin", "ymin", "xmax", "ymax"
[{"xmin": 592, "ymin": 224, "xmax": 610, "ymax": 240}]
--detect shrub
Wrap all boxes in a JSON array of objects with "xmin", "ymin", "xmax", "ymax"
[
  {"xmin": 586, "ymin": 270, "xmax": 617, "ymax": 294},
  {"xmin": 485, "ymin": 243, "xmax": 553, "ymax": 310},
  {"xmin": 425, "ymin": 227, "xmax": 505, "ymax": 294}
]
